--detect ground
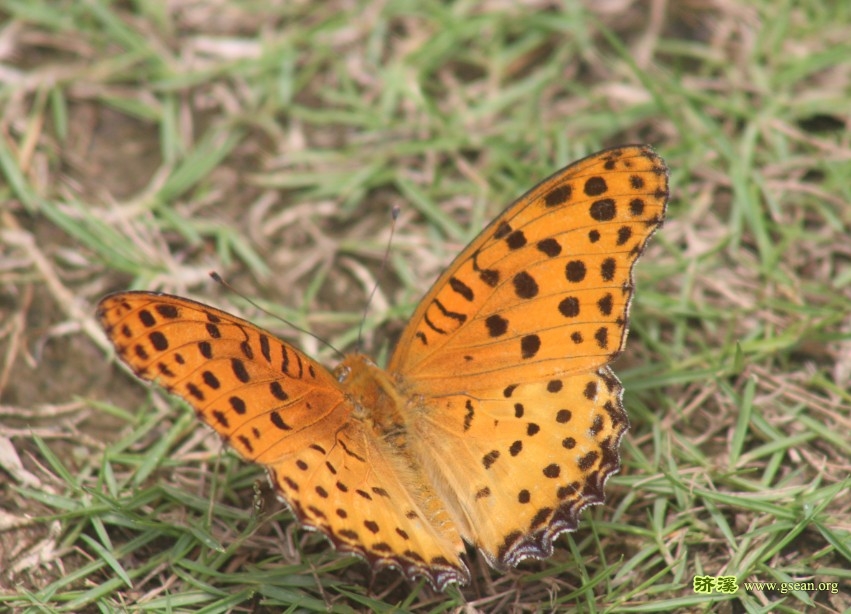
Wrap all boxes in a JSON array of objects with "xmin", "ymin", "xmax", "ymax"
[{"xmin": 1, "ymin": 1, "xmax": 849, "ymax": 612}]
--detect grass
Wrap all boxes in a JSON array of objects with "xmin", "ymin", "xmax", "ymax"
[{"xmin": 1, "ymin": 0, "xmax": 850, "ymax": 612}]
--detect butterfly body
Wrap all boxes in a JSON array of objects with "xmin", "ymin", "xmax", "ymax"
[{"xmin": 98, "ymin": 145, "xmax": 668, "ymax": 589}]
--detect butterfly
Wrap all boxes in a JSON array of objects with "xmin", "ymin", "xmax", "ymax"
[{"xmin": 97, "ymin": 144, "xmax": 668, "ymax": 589}]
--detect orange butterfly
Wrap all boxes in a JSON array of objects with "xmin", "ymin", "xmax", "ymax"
[{"xmin": 98, "ymin": 145, "xmax": 668, "ymax": 589}]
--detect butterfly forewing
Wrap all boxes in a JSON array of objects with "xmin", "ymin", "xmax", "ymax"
[{"xmin": 389, "ymin": 145, "xmax": 667, "ymax": 392}]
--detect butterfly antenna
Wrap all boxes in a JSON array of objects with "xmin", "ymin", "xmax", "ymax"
[
  {"xmin": 209, "ymin": 272, "xmax": 345, "ymax": 361},
  {"xmin": 357, "ymin": 205, "xmax": 401, "ymax": 353}
]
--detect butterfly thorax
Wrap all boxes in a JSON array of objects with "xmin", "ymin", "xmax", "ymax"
[{"xmin": 335, "ymin": 354, "xmax": 408, "ymax": 447}]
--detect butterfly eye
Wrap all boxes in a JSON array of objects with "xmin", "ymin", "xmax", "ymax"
[{"xmin": 334, "ymin": 365, "xmax": 352, "ymax": 383}]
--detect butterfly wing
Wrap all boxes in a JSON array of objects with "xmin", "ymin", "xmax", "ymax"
[
  {"xmin": 388, "ymin": 145, "xmax": 668, "ymax": 565},
  {"xmin": 97, "ymin": 292, "xmax": 468, "ymax": 588}
]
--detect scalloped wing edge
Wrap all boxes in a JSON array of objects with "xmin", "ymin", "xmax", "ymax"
[{"xmin": 266, "ymin": 467, "xmax": 472, "ymax": 590}]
